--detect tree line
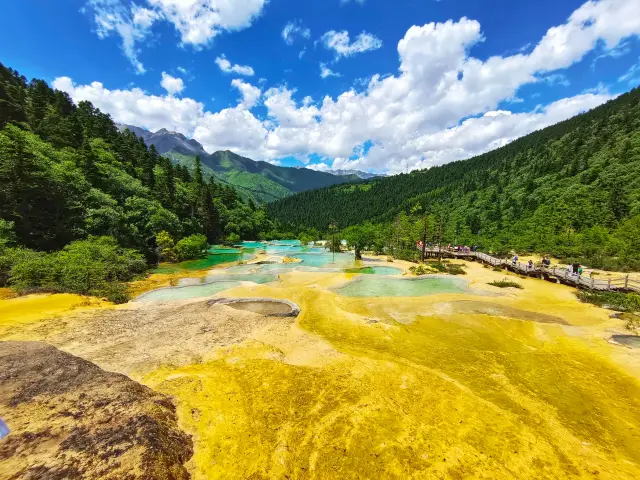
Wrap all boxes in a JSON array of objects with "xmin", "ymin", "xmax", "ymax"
[
  {"xmin": 0, "ymin": 62, "xmax": 283, "ymax": 301},
  {"xmin": 269, "ymin": 87, "xmax": 640, "ymax": 271}
]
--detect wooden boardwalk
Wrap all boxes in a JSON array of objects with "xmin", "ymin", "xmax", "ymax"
[{"xmin": 420, "ymin": 249, "xmax": 640, "ymax": 293}]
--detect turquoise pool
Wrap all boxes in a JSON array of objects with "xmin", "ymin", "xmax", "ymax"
[{"xmin": 335, "ymin": 276, "xmax": 468, "ymax": 297}]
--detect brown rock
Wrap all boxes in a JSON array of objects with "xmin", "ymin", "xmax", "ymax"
[{"xmin": 0, "ymin": 341, "xmax": 192, "ymax": 479}]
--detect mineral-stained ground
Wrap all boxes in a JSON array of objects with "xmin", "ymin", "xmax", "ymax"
[
  {"xmin": 1, "ymin": 259, "xmax": 640, "ymax": 479},
  {"xmin": 0, "ymin": 341, "xmax": 193, "ymax": 480}
]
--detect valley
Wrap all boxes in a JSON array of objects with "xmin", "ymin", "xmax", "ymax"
[{"xmin": 117, "ymin": 123, "xmax": 364, "ymax": 203}]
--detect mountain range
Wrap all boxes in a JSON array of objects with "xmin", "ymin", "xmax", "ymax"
[{"xmin": 116, "ymin": 124, "xmax": 366, "ymax": 203}]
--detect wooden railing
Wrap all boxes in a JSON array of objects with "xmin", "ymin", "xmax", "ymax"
[{"xmin": 421, "ymin": 248, "xmax": 640, "ymax": 293}]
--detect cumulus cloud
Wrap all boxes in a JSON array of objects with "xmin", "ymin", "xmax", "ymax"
[
  {"xmin": 51, "ymin": 76, "xmax": 204, "ymax": 134},
  {"xmin": 85, "ymin": 0, "xmax": 267, "ymax": 72},
  {"xmin": 64, "ymin": 0, "xmax": 639, "ymax": 172},
  {"xmin": 282, "ymin": 20, "xmax": 311, "ymax": 46},
  {"xmin": 321, "ymin": 30, "xmax": 382, "ymax": 58},
  {"xmin": 215, "ymin": 55, "xmax": 255, "ymax": 76},
  {"xmin": 320, "ymin": 63, "xmax": 341, "ymax": 79},
  {"xmin": 231, "ymin": 78, "xmax": 261, "ymax": 109},
  {"xmin": 160, "ymin": 72, "xmax": 184, "ymax": 95}
]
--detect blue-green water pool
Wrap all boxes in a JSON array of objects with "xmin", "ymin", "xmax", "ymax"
[
  {"xmin": 335, "ymin": 276, "xmax": 468, "ymax": 297},
  {"xmin": 136, "ymin": 281, "xmax": 241, "ymax": 302},
  {"xmin": 137, "ymin": 272, "xmax": 278, "ymax": 302},
  {"xmin": 153, "ymin": 252, "xmax": 255, "ymax": 274}
]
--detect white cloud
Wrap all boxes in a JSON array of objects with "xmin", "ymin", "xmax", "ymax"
[
  {"xmin": 321, "ymin": 30, "xmax": 383, "ymax": 58},
  {"xmin": 85, "ymin": 0, "xmax": 267, "ymax": 71},
  {"xmin": 87, "ymin": 0, "xmax": 156, "ymax": 74},
  {"xmin": 215, "ymin": 55, "xmax": 255, "ymax": 76},
  {"xmin": 619, "ymin": 58, "xmax": 640, "ymax": 86},
  {"xmin": 307, "ymin": 162, "xmax": 332, "ymax": 172},
  {"xmin": 320, "ymin": 63, "xmax": 341, "ymax": 79},
  {"xmin": 177, "ymin": 66, "xmax": 188, "ymax": 74},
  {"xmin": 231, "ymin": 78, "xmax": 261, "ymax": 109},
  {"xmin": 540, "ymin": 73, "xmax": 570, "ymax": 86},
  {"xmin": 282, "ymin": 20, "xmax": 311, "ymax": 46},
  {"xmin": 160, "ymin": 71, "xmax": 184, "ymax": 95},
  {"xmin": 147, "ymin": 0, "xmax": 266, "ymax": 45},
  {"xmin": 52, "ymin": 76, "xmax": 204, "ymax": 134},
  {"xmin": 66, "ymin": 0, "xmax": 639, "ymax": 172}
]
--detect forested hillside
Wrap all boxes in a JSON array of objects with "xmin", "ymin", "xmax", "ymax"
[
  {"xmin": 269, "ymin": 88, "xmax": 640, "ymax": 270},
  {"xmin": 118, "ymin": 123, "xmax": 362, "ymax": 204},
  {"xmin": 0, "ymin": 62, "xmax": 278, "ymax": 301}
]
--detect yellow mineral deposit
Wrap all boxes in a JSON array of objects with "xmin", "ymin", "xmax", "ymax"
[{"xmin": 2, "ymin": 258, "xmax": 640, "ymax": 479}]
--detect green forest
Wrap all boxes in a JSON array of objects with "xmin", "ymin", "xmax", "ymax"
[
  {"xmin": 0, "ymin": 62, "xmax": 285, "ymax": 301},
  {"xmin": 166, "ymin": 149, "xmax": 361, "ymax": 204},
  {"xmin": 269, "ymin": 88, "xmax": 640, "ymax": 271},
  {"xmin": 2, "ymin": 58, "xmax": 640, "ymax": 303}
]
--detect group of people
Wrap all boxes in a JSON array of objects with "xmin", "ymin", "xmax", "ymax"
[
  {"xmin": 510, "ymin": 255, "xmax": 552, "ymax": 271},
  {"xmin": 566, "ymin": 262, "xmax": 584, "ymax": 276},
  {"xmin": 510, "ymin": 254, "xmax": 584, "ymax": 276},
  {"xmin": 448, "ymin": 245, "xmax": 478, "ymax": 253}
]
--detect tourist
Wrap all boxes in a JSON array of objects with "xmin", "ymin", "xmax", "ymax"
[
  {"xmin": 512, "ymin": 254, "xmax": 518, "ymax": 267},
  {"xmin": 528, "ymin": 259, "xmax": 534, "ymax": 271},
  {"xmin": 542, "ymin": 256, "xmax": 551, "ymax": 268},
  {"xmin": 572, "ymin": 262, "xmax": 579, "ymax": 274},
  {"xmin": 578, "ymin": 265, "xmax": 583, "ymax": 276}
]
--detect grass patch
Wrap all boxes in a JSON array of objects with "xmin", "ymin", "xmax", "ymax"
[
  {"xmin": 576, "ymin": 291, "xmax": 640, "ymax": 313},
  {"xmin": 409, "ymin": 262, "xmax": 467, "ymax": 276},
  {"xmin": 488, "ymin": 278, "xmax": 524, "ymax": 289},
  {"xmin": 492, "ymin": 266, "xmax": 503, "ymax": 272},
  {"xmin": 577, "ymin": 291, "xmax": 640, "ymax": 335}
]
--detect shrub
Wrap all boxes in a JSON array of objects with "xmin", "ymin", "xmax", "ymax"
[
  {"xmin": 226, "ymin": 233, "xmax": 241, "ymax": 245},
  {"xmin": 492, "ymin": 266, "xmax": 503, "ymax": 272},
  {"xmin": 175, "ymin": 234, "xmax": 208, "ymax": 261},
  {"xmin": 576, "ymin": 291, "xmax": 640, "ymax": 313},
  {"xmin": 446, "ymin": 264, "xmax": 467, "ymax": 275},
  {"xmin": 488, "ymin": 278, "xmax": 524, "ymax": 289},
  {"xmin": 409, "ymin": 265, "xmax": 429, "ymax": 276},
  {"xmin": 156, "ymin": 231, "xmax": 177, "ymax": 262},
  {"xmin": 429, "ymin": 262, "xmax": 448, "ymax": 273},
  {"xmin": 9, "ymin": 236, "xmax": 145, "ymax": 303}
]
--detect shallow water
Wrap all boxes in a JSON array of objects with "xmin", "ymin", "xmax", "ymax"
[
  {"xmin": 153, "ymin": 252, "xmax": 255, "ymax": 274},
  {"xmin": 135, "ymin": 281, "xmax": 241, "ymax": 302},
  {"xmin": 344, "ymin": 266, "xmax": 403, "ymax": 275},
  {"xmin": 138, "ymin": 273, "xmax": 278, "ymax": 301},
  {"xmin": 612, "ymin": 334, "xmax": 640, "ymax": 349},
  {"xmin": 335, "ymin": 275, "xmax": 467, "ymax": 297},
  {"xmin": 292, "ymin": 252, "xmax": 356, "ymax": 268}
]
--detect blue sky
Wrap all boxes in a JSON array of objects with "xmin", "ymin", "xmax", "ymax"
[{"xmin": 1, "ymin": 0, "xmax": 639, "ymax": 173}]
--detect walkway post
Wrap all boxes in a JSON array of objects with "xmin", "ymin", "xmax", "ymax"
[{"xmin": 625, "ymin": 275, "xmax": 629, "ymax": 290}]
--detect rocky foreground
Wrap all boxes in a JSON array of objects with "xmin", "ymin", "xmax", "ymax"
[{"xmin": 0, "ymin": 341, "xmax": 193, "ymax": 479}]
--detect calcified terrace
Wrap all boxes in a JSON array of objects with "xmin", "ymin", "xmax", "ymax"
[{"xmin": 1, "ymin": 253, "xmax": 640, "ymax": 479}]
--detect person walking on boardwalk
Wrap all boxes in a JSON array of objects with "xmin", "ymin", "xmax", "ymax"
[{"xmin": 512, "ymin": 254, "xmax": 519, "ymax": 268}]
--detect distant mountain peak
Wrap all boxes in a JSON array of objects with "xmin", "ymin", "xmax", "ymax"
[
  {"xmin": 116, "ymin": 123, "xmax": 207, "ymax": 157},
  {"xmin": 329, "ymin": 169, "xmax": 384, "ymax": 179}
]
